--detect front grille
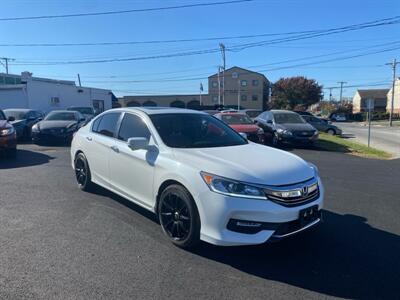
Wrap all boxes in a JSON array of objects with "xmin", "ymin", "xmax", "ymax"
[
  {"xmin": 264, "ymin": 178, "xmax": 320, "ymax": 207},
  {"xmin": 293, "ymin": 131, "xmax": 314, "ymax": 138}
]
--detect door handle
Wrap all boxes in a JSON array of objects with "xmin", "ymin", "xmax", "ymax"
[
  {"xmin": 86, "ymin": 136, "xmax": 92, "ymax": 141},
  {"xmin": 111, "ymin": 145, "xmax": 119, "ymax": 153}
]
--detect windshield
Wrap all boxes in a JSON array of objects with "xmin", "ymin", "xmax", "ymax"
[
  {"xmin": 68, "ymin": 107, "xmax": 93, "ymax": 115},
  {"xmin": 150, "ymin": 113, "xmax": 247, "ymax": 148},
  {"xmin": 221, "ymin": 114, "xmax": 253, "ymax": 125},
  {"xmin": 45, "ymin": 112, "xmax": 77, "ymax": 121},
  {"xmin": 4, "ymin": 110, "xmax": 28, "ymax": 120},
  {"xmin": 274, "ymin": 113, "xmax": 305, "ymax": 124}
]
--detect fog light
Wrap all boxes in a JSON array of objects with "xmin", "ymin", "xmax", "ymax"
[{"xmin": 236, "ymin": 221, "xmax": 262, "ymax": 227}]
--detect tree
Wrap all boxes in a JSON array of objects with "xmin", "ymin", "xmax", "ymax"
[{"xmin": 271, "ymin": 76, "xmax": 323, "ymax": 109}]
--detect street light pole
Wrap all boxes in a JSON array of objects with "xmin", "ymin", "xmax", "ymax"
[{"xmin": 337, "ymin": 81, "xmax": 347, "ymax": 102}]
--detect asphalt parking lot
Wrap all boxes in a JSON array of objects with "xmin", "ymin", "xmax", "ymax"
[{"xmin": 0, "ymin": 144, "xmax": 399, "ymax": 299}]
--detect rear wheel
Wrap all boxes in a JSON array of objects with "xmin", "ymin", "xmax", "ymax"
[
  {"xmin": 158, "ymin": 184, "xmax": 200, "ymax": 249},
  {"xmin": 6, "ymin": 148, "xmax": 17, "ymax": 159},
  {"xmin": 74, "ymin": 152, "xmax": 94, "ymax": 191},
  {"xmin": 326, "ymin": 129, "xmax": 336, "ymax": 135}
]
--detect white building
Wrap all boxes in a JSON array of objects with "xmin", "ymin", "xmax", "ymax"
[{"xmin": 0, "ymin": 72, "xmax": 113, "ymax": 113}]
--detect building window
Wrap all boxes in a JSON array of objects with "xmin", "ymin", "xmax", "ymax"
[
  {"xmin": 241, "ymin": 95, "xmax": 247, "ymax": 101},
  {"xmin": 252, "ymin": 80, "xmax": 259, "ymax": 86},
  {"xmin": 232, "ymin": 72, "xmax": 238, "ymax": 79},
  {"xmin": 252, "ymin": 95, "xmax": 258, "ymax": 101},
  {"xmin": 212, "ymin": 81, "xmax": 218, "ymax": 88},
  {"xmin": 241, "ymin": 80, "xmax": 247, "ymax": 87},
  {"xmin": 212, "ymin": 95, "xmax": 218, "ymax": 103},
  {"xmin": 50, "ymin": 97, "xmax": 60, "ymax": 106}
]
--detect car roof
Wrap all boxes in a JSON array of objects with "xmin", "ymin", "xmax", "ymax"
[
  {"xmin": 48, "ymin": 110, "xmax": 78, "ymax": 113},
  {"xmin": 4, "ymin": 108, "xmax": 33, "ymax": 112},
  {"xmin": 216, "ymin": 111, "xmax": 246, "ymax": 116},
  {"xmin": 113, "ymin": 107, "xmax": 206, "ymax": 115},
  {"xmin": 270, "ymin": 110, "xmax": 298, "ymax": 114}
]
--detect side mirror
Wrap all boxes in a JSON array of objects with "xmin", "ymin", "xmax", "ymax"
[
  {"xmin": 79, "ymin": 117, "xmax": 86, "ymax": 122},
  {"xmin": 267, "ymin": 120, "xmax": 273, "ymax": 124},
  {"xmin": 239, "ymin": 132, "xmax": 248, "ymax": 140},
  {"xmin": 7, "ymin": 116, "xmax": 15, "ymax": 122},
  {"xmin": 127, "ymin": 137, "xmax": 149, "ymax": 150}
]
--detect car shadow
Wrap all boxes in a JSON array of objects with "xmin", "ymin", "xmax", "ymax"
[
  {"xmin": 86, "ymin": 184, "xmax": 400, "ymax": 298},
  {"xmin": 190, "ymin": 210, "xmax": 400, "ymax": 299},
  {"xmin": 0, "ymin": 149, "xmax": 54, "ymax": 169}
]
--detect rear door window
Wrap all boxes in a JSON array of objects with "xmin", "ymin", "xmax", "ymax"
[{"xmin": 94, "ymin": 113, "xmax": 120, "ymax": 137}]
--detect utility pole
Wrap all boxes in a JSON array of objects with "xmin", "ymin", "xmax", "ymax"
[
  {"xmin": 337, "ymin": 81, "xmax": 347, "ymax": 102},
  {"xmin": 386, "ymin": 58, "xmax": 399, "ymax": 127},
  {"xmin": 237, "ymin": 79, "xmax": 241, "ymax": 110},
  {"xmin": 219, "ymin": 43, "xmax": 226, "ymax": 106},
  {"xmin": 328, "ymin": 87, "xmax": 333, "ymax": 101},
  {"xmin": 217, "ymin": 66, "xmax": 221, "ymax": 105},
  {"xmin": 77, "ymin": 74, "xmax": 82, "ymax": 87},
  {"xmin": 0, "ymin": 57, "xmax": 15, "ymax": 74}
]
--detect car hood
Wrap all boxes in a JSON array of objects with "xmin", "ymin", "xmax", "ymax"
[
  {"xmin": 229, "ymin": 124, "xmax": 259, "ymax": 133},
  {"xmin": 173, "ymin": 143, "xmax": 314, "ymax": 186},
  {"xmin": 10, "ymin": 119, "xmax": 26, "ymax": 126},
  {"xmin": 276, "ymin": 123, "xmax": 316, "ymax": 131},
  {"xmin": 0, "ymin": 120, "xmax": 10, "ymax": 129},
  {"xmin": 38, "ymin": 120, "xmax": 77, "ymax": 129}
]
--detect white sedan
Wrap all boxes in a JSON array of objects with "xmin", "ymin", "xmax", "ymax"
[{"xmin": 71, "ymin": 107, "xmax": 324, "ymax": 248}]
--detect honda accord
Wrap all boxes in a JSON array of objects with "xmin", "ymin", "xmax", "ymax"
[{"xmin": 71, "ymin": 108, "xmax": 324, "ymax": 248}]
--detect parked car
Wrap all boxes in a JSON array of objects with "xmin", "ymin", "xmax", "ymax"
[
  {"xmin": 67, "ymin": 106, "xmax": 96, "ymax": 122},
  {"xmin": 31, "ymin": 110, "xmax": 86, "ymax": 144},
  {"xmin": 302, "ymin": 115, "xmax": 342, "ymax": 135},
  {"xmin": 328, "ymin": 113, "xmax": 347, "ymax": 122},
  {"xmin": 71, "ymin": 107, "xmax": 324, "ymax": 248},
  {"xmin": 240, "ymin": 109, "xmax": 263, "ymax": 121},
  {"xmin": 255, "ymin": 110, "xmax": 318, "ymax": 146},
  {"xmin": 0, "ymin": 109, "xmax": 17, "ymax": 158},
  {"xmin": 3, "ymin": 109, "xmax": 44, "ymax": 140},
  {"xmin": 214, "ymin": 111, "xmax": 265, "ymax": 144}
]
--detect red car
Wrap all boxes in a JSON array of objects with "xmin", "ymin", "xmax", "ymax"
[
  {"xmin": 214, "ymin": 112, "xmax": 265, "ymax": 144},
  {"xmin": 0, "ymin": 109, "xmax": 17, "ymax": 158}
]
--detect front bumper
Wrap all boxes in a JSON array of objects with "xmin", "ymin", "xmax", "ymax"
[
  {"xmin": 0, "ymin": 133, "xmax": 17, "ymax": 151},
  {"xmin": 196, "ymin": 178, "xmax": 324, "ymax": 246},
  {"xmin": 279, "ymin": 133, "xmax": 318, "ymax": 144},
  {"xmin": 32, "ymin": 131, "xmax": 73, "ymax": 143}
]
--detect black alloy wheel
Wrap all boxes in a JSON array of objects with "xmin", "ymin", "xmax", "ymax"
[
  {"xmin": 158, "ymin": 185, "xmax": 200, "ymax": 248},
  {"xmin": 272, "ymin": 132, "xmax": 280, "ymax": 147},
  {"xmin": 74, "ymin": 153, "xmax": 94, "ymax": 191}
]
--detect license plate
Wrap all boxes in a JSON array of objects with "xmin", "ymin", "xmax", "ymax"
[{"xmin": 299, "ymin": 205, "xmax": 319, "ymax": 227}]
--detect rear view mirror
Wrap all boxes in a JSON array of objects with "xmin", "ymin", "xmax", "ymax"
[
  {"xmin": 7, "ymin": 116, "xmax": 15, "ymax": 122},
  {"xmin": 128, "ymin": 137, "xmax": 149, "ymax": 150}
]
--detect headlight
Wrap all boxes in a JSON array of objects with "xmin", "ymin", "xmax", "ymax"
[
  {"xmin": 277, "ymin": 128, "xmax": 293, "ymax": 136},
  {"xmin": 313, "ymin": 130, "xmax": 319, "ymax": 136},
  {"xmin": 31, "ymin": 124, "xmax": 40, "ymax": 132},
  {"xmin": 0, "ymin": 126, "xmax": 15, "ymax": 136},
  {"xmin": 257, "ymin": 127, "xmax": 264, "ymax": 134},
  {"xmin": 201, "ymin": 172, "xmax": 266, "ymax": 199}
]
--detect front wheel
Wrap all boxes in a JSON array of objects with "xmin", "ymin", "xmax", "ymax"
[
  {"xmin": 158, "ymin": 184, "xmax": 200, "ymax": 249},
  {"xmin": 326, "ymin": 129, "xmax": 336, "ymax": 135},
  {"xmin": 74, "ymin": 152, "xmax": 95, "ymax": 191},
  {"xmin": 272, "ymin": 132, "xmax": 280, "ymax": 147}
]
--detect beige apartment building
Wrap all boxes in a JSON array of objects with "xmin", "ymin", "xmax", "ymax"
[
  {"xmin": 119, "ymin": 66, "xmax": 270, "ymax": 110},
  {"xmin": 352, "ymin": 89, "xmax": 389, "ymax": 113}
]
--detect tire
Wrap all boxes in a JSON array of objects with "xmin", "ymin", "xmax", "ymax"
[
  {"xmin": 326, "ymin": 129, "xmax": 336, "ymax": 135},
  {"xmin": 158, "ymin": 184, "xmax": 201, "ymax": 249},
  {"xmin": 74, "ymin": 152, "xmax": 95, "ymax": 192}
]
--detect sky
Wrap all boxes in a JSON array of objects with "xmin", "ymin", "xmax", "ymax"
[{"xmin": 0, "ymin": 0, "xmax": 399, "ymax": 99}]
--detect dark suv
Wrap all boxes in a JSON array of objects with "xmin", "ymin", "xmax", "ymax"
[{"xmin": 255, "ymin": 110, "xmax": 318, "ymax": 146}]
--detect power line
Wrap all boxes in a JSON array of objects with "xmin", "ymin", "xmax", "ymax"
[
  {"xmin": 0, "ymin": 0, "xmax": 255, "ymax": 21},
  {"xmin": 9, "ymin": 16, "xmax": 400, "ymax": 66}
]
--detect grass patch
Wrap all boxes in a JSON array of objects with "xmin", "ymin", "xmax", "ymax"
[{"xmin": 315, "ymin": 133, "xmax": 392, "ymax": 159}]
